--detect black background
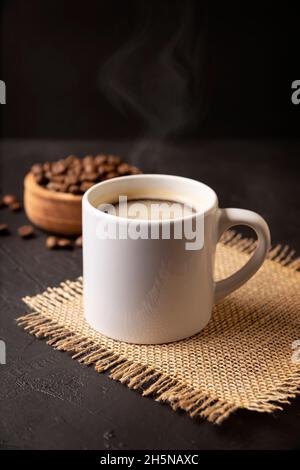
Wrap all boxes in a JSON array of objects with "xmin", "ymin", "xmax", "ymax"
[{"xmin": 1, "ymin": 0, "xmax": 300, "ymax": 140}]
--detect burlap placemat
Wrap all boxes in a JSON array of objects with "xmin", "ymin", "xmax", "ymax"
[{"xmin": 17, "ymin": 232, "xmax": 300, "ymax": 424}]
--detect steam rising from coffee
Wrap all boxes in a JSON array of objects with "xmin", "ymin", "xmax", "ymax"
[{"xmin": 100, "ymin": 1, "xmax": 206, "ymax": 163}]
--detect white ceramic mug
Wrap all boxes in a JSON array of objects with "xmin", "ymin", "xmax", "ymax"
[{"xmin": 82, "ymin": 174, "xmax": 270, "ymax": 344}]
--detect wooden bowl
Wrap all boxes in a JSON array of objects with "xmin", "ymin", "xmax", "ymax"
[{"xmin": 24, "ymin": 173, "xmax": 82, "ymax": 235}]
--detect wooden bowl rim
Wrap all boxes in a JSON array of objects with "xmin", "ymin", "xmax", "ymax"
[{"xmin": 24, "ymin": 172, "xmax": 82, "ymax": 202}]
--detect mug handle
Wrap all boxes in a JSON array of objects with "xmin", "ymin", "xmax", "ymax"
[{"xmin": 214, "ymin": 208, "xmax": 271, "ymax": 303}]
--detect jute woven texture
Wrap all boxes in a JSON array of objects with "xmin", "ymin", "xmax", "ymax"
[{"xmin": 18, "ymin": 232, "xmax": 300, "ymax": 424}]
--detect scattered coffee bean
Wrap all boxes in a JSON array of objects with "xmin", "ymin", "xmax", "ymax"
[
  {"xmin": 75, "ymin": 235, "xmax": 82, "ymax": 248},
  {"xmin": 57, "ymin": 238, "xmax": 72, "ymax": 248},
  {"xmin": 3, "ymin": 194, "xmax": 18, "ymax": 206},
  {"xmin": 30, "ymin": 154, "xmax": 142, "ymax": 195},
  {"xmin": 45, "ymin": 236, "xmax": 78, "ymax": 250},
  {"xmin": 0, "ymin": 223, "xmax": 9, "ymax": 234},
  {"xmin": 46, "ymin": 236, "xmax": 58, "ymax": 249},
  {"xmin": 18, "ymin": 225, "xmax": 34, "ymax": 238},
  {"xmin": 10, "ymin": 201, "xmax": 22, "ymax": 212}
]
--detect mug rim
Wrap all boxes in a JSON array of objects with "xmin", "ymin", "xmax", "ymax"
[{"xmin": 82, "ymin": 174, "xmax": 218, "ymax": 225}]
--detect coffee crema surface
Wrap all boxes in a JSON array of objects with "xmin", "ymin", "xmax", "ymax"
[{"xmin": 100, "ymin": 198, "xmax": 197, "ymax": 221}]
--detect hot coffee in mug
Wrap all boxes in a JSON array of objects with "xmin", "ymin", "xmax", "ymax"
[
  {"xmin": 82, "ymin": 174, "xmax": 270, "ymax": 344},
  {"xmin": 105, "ymin": 198, "xmax": 196, "ymax": 221}
]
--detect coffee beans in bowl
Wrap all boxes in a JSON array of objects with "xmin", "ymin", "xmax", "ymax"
[
  {"xmin": 30, "ymin": 154, "xmax": 141, "ymax": 195},
  {"xmin": 24, "ymin": 153, "xmax": 142, "ymax": 236}
]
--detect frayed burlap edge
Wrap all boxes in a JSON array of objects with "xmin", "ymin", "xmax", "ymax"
[{"xmin": 17, "ymin": 232, "xmax": 300, "ymax": 424}]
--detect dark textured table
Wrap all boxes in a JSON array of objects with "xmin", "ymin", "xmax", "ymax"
[{"xmin": 1, "ymin": 139, "xmax": 300, "ymax": 450}]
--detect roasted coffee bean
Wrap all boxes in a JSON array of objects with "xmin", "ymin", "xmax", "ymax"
[
  {"xmin": 43, "ymin": 162, "xmax": 51, "ymax": 172},
  {"xmin": 68, "ymin": 165, "xmax": 82, "ymax": 177},
  {"xmin": 31, "ymin": 163, "xmax": 43, "ymax": 175},
  {"xmin": 3, "ymin": 194, "xmax": 18, "ymax": 206},
  {"xmin": 107, "ymin": 155, "xmax": 121, "ymax": 165},
  {"xmin": 105, "ymin": 171, "xmax": 119, "ymax": 179},
  {"xmin": 75, "ymin": 235, "xmax": 82, "ymax": 247},
  {"xmin": 97, "ymin": 166, "xmax": 106, "ymax": 176},
  {"xmin": 45, "ymin": 171, "xmax": 53, "ymax": 180},
  {"xmin": 68, "ymin": 184, "xmax": 81, "ymax": 195},
  {"xmin": 51, "ymin": 160, "xmax": 66, "ymax": 175},
  {"xmin": 56, "ymin": 183, "xmax": 68, "ymax": 192},
  {"xmin": 80, "ymin": 181, "xmax": 94, "ymax": 192},
  {"xmin": 98, "ymin": 163, "xmax": 116, "ymax": 176},
  {"xmin": 65, "ymin": 155, "xmax": 77, "ymax": 165},
  {"xmin": 104, "ymin": 163, "xmax": 116, "ymax": 173},
  {"xmin": 0, "ymin": 223, "xmax": 9, "ymax": 234},
  {"xmin": 57, "ymin": 238, "xmax": 72, "ymax": 248},
  {"xmin": 84, "ymin": 162, "xmax": 96, "ymax": 173},
  {"xmin": 94, "ymin": 154, "xmax": 107, "ymax": 165},
  {"xmin": 10, "ymin": 201, "xmax": 22, "ymax": 211},
  {"xmin": 50, "ymin": 174, "xmax": 66, "ymax": 183},
  {"xmin": 69, "ymin": 157, "xmax": 82, "ymax": 168},
  {"xmin": 46, "ymin": 236, "xmax": 58, "ymax": 249},
  {"xmin": 80, "ymin": 172, "xmax": 98, "ymax": 182},
  {"xmin": 46, "ymin": 182, "xmax": 56, "ymax": 191},
  {"xmin": 117, "ymin": 163, "xmax": 131, "ymax": 175},
  {"xmin": 83, "ymin": 155, "xmax": 94, "ymax": 166},
  {"xmin": 65, "ymin": 174, "xmax": 79, "ymax": 185},
  {"xmin": 18, "ymin": 225, "xmax": 34, "ymax": 238},
  {"xmin": 47, "ymin": 182, "xmax": 68, "ymax": 192},
  {"xmin": 46, "ymin": 182, "xmax": 62, "ymax": 192}
]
